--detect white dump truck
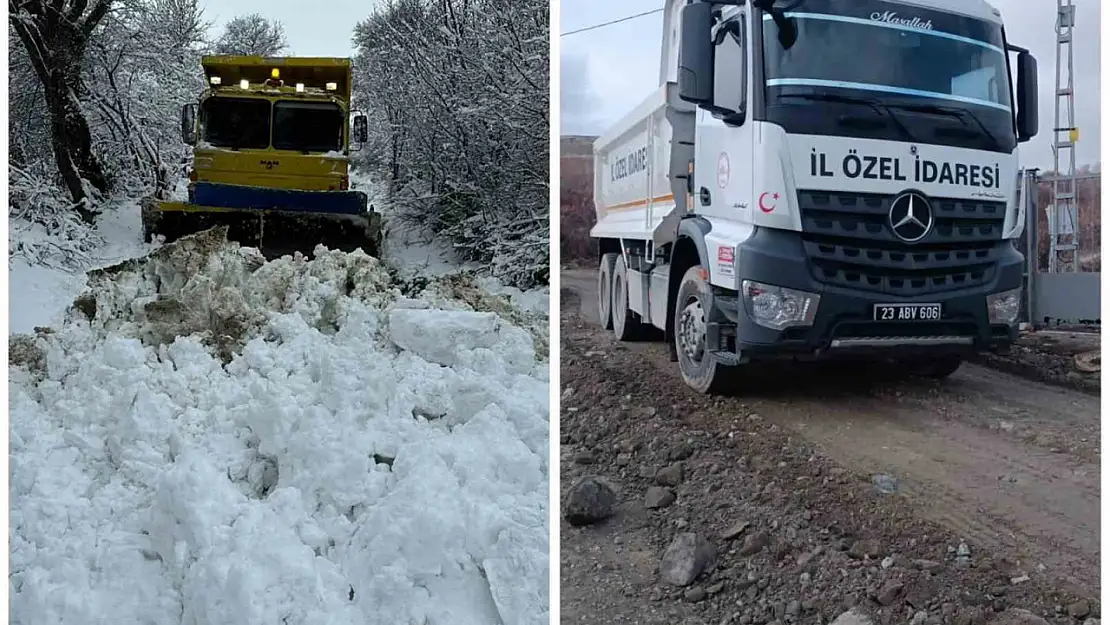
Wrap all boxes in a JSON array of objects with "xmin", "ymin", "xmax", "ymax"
[{"xmin": 590, "ymin": 0, "xmax": 1039, "ymax": 393}]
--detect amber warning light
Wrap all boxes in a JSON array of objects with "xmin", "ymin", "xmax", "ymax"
[{"xmin": 265, "ymin": 67, "xmax": 284, "ymax": 88}]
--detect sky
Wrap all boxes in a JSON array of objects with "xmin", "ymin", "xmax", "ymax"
[
  {"xmin": 560, "ymin": 0, "xmax": 1103, "ymax": 169},
  {"xmin": 198, "ymin": 0, "xmax": 376, "ymax": 57}
]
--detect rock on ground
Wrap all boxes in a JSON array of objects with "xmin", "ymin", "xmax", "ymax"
[
  {"xmin": 986, "ymin": 609, "xmax": 1054, "ymax": 625},
  {"xmin": 644, "ymin": 486, "xmax": 676, "ymax": 509},
  {"xmin": 659, "ymin": 533, "xmax": 716, "ymax": 587},
  {"xmin": 831, "ymin": 609, "xmax": 876, "ymax": 625},
  {"xmin": 564, "ymin": 476, "xmax": 617, "ymax": 527}
]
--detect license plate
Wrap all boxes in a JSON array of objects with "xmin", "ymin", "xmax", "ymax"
[{"xmin": 873, "ymin": 303, "xmax": 942, "ymax": 322}]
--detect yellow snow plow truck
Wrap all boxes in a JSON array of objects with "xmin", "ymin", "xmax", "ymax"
[{"xmin": 142, "ymin": 55, "xmax": 382, "ymax": 257}]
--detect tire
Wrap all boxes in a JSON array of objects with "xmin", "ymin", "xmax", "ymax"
[
  {"xmin": 612, "ymin": 255, "xmax": 644, "ymax": 341},
  {"xmin": 674, "ymin": 265, "xmax": 734, "ymax": 394},
  {"xmin": 598, "ymin": 253, "xmax": 618, "ymax": 330},
  {"xmin": 910, "ymin": 354, "xmax": 964, "ymax": 379}
]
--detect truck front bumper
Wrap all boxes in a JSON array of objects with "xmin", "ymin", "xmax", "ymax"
[
  {"xmin": 190, "ymin": 182, "xmax": 368, "ymax": 215},
  {"xmin": 707, "ymin": 228, "xmax": 1023, "ymax": 364}
]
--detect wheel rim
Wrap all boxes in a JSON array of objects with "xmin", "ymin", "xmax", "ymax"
[
  {"xmin": 678, "ymin": 296, "xmax": 707, "ymax": 364},
  {"xmin": 614, "ymin": 274, "xmax": 625, "ymax": 326}
]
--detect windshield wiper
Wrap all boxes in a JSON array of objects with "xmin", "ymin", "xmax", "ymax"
[
  {"xmin": 776, "ymin": 93, "xmax": 917, "ymax": 142},
  {"xmin": 885, "ymin": 103, "xmax": 1003, "ymax": 151}
]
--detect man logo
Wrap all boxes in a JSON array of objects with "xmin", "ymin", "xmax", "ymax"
[{"xmin": 888, "ymin": 191, "xmax": 933, "ymax": 243}]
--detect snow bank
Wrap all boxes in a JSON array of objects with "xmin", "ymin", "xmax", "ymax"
[
  {"xmin": 9, "ymin": 200, "xmax": 157, "ymax": 335},
  {"xmin": 10, "ymin": 227, "xmax": 549, "ymax": 625}
]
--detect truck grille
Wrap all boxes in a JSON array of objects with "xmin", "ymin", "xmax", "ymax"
[{"xmin": 797, "ymin": 190, "xmax": 1008, "ymax": 296}]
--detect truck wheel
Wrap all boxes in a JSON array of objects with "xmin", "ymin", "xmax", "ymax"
[
  {"xmin": 612, "ymin": 255, "xmax": 644, "ymax": 341},
  {"xmin": 910, "ymin": 355, "xmax": 964, "ymax": 379},
  {"xmin": 598, "ymin": 253, "xmax": 618, "ymax": 330},
  {"xmin": 674, "ymin": 265, "xmax": 733, "ymax": 394}
]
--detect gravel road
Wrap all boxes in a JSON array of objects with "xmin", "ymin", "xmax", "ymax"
[{"xmin": 559, "ymin": 269, "xmax": 1100, "ymax": 625}]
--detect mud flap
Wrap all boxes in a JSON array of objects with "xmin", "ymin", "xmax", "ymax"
[{"xmin": 143, "ymin": 198, "xmax": 382, "ymax": 259}]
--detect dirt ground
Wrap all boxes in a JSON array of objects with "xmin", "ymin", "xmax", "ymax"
[
  {"xmin": 559, "ymin": 270, "xmax": 1100, "ymax": 625},
  {"xmin": 971, "ymin": 330, "xmax": 1099, "ymax": 395}
]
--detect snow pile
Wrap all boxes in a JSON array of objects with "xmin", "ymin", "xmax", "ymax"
[
  {"xmin": 10, "ymin": 227, "xmax": 549, "ymax": 625},
  {"xmin": 476, "ymin": 277, "xmax": 548, "ymax": 319},
  {"xmin": 361, "ymin": 170, "xmax": 549, "ymax": 355}
]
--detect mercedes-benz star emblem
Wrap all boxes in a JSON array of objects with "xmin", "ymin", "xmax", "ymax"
[{"xmin": 888, "ymin": 191, "xmax": 933, "ymax": 243}]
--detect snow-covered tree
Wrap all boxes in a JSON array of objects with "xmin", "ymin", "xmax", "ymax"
[
  {"xmin": 214, "ymin": 13, "xmax": 287, "ymax": 56},
  {"xmin": 83, "ymin": 0, "xmax": 209, "ymax": 197},
  {"xmin": 352, "ymin": 0, "xmax": 549, "ymax": 288},
  {"xmin": 10, "ymin": 0, "xmax": 209, "ymax": 267},
  {"xmin": 10, "ymin": 0, "xmax": 114, "ymax": 217}
]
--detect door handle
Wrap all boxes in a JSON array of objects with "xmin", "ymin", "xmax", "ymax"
[{"xmin": 699, "ymin": 187, "xmax": 711, "ymax": 206}]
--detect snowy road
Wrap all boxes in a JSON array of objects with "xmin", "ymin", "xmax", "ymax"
[{"xmin": 9, "ymin": 228, "xmax": 550, "ymax": 625}]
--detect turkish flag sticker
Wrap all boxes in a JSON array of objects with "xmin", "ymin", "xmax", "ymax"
[{"xmin": 758, "ymin": 192, "xmax": 779, "ymax": 213}]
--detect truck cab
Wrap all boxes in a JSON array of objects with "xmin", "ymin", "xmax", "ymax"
[
  {"xmin": 182, "ymin": 56, "xmax": 367, "ymax": 196},
  {"xmin": 590, "ymin": 0, "xmax": 1039, "ymax": 392},
  {"xmin": 144, "ymin": 55, "xmax": 381, "ymax": 257}
]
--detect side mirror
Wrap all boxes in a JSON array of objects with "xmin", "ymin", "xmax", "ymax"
[
  {"xmin": 678, "ymin": 2, "xmax": 714, "ymax": 104},
  {"xmin": 181, "ymin": 103, "xmax": 197, "ymax": 146},
  {"xmin": 353, "ymin": 114, "xmax": 368, "ymax": 143},
  {"xmin": 1016, "ymin": 51, "xmax": 1038, "ymax": 142}
]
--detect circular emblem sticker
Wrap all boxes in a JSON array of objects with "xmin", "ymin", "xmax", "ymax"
[{"xmin": 716, "ymin": 152, "xmax": 730, "ymax": 189}]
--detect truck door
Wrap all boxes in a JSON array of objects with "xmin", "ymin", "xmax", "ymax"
[{"xmin": 693, "ymin": 11, "xmax": 754, "ymax": 225}]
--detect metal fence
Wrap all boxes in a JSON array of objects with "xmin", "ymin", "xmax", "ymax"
[{"xmin": 1018, "ymin": 169, "xmax": 1101, "ymax": 325}]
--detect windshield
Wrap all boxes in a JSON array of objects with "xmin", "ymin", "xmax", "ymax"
[
  {"xmin": 201, "ymin": 97, "xmax": 271, "ymax": 150},
  {"xmin": 273, "ymin": 101, "xmax": 344, "ymax": 152},
  {"xmin": 761, "ymin": 0, "xmax": 1015, "ymax": 152}
]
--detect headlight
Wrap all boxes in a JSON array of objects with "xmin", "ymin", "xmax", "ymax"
[
  {"xmin": 987, "ymin": 288, "xmax": 1021, "ymax": 325},
  {"xmin": 741, "ymin": 280, "xmax": 820, "ymax": 331}
]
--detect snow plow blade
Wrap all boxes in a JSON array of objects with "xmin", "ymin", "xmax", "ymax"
[{"xmin": 141, "ymin": 194, "xmax": 382, "ymax": 259}]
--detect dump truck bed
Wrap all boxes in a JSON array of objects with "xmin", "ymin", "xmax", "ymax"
[
  {"xmin": 201, "ymin": 55, "xmax": 352, "ymax": 100},
  {"xmin": 590, "ymin": 83, "xmax": 695, "ymax": 247}
]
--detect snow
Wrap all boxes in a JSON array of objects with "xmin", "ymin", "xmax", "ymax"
[
  {"xmin": 475, "ymin": 278, "xmax": 549, "ymax": 319},
  {"xmin": 9, "ymin": 227, "xmax": 550, "ymax": 625},
  {"xmin": 195, "ymin": 141, "xmax": 230, "ymax": 152},
  {"xmin": 9, "ymin": 262, "xmax": 87, "ymax": 337},
  {"xmin": 347, "ymin": 171, "xmax": 476, "ymax": 282},
  {"xmin": 9, "ymin": 201, "xmax": 156, "ymax": 335},
  {"xmin": 382, "ymin": 215, "xmax": 473, "ymax": 282}
]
